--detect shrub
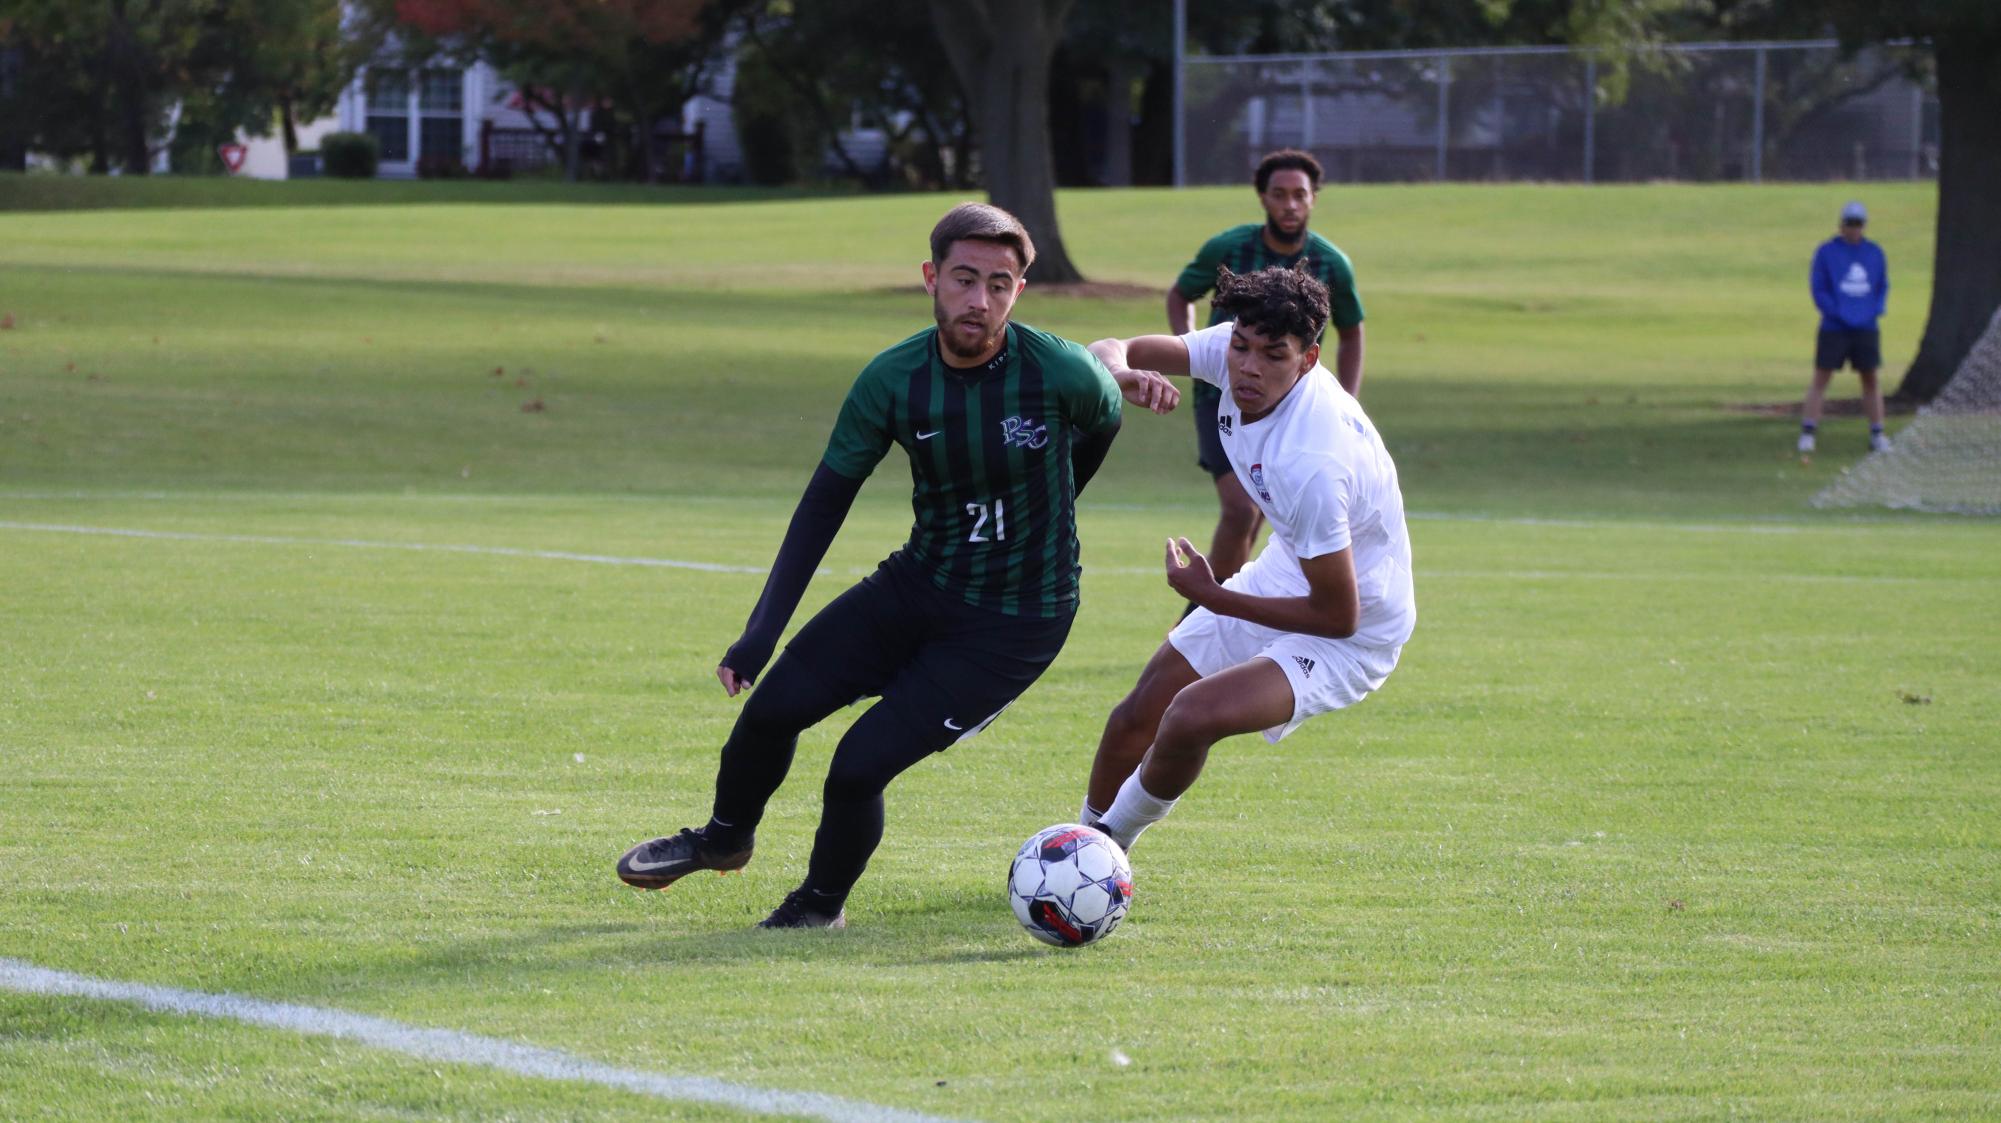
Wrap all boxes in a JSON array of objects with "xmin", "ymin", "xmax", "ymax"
[{"xmin": 321, "ymin": 132, "xmax": 379, "ymax": 178}]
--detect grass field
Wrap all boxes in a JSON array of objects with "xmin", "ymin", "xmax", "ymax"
[{"xmin": 1, "ymin": 176, "xmax": 1995, "ymax": 1121}]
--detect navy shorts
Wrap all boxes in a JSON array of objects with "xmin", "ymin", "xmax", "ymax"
[
  {"xmin": 1191, "ymin": 381, "xmax": 1231, "ymax": 479},
  {"xmin": 1816, "ymin": 328, "xmax": 1880, "ymax": 372}
]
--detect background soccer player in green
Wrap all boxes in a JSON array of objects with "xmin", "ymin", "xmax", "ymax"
[
  {"xmin": 616, "ymin": 203, "xmax": 1176, "ymax": 928},
  {"xmin": 1168, "ymin": 149, "xmax": 1366, "ymax": 590}
]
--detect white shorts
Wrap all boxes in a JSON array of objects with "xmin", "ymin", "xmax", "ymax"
[{"xmin": 1167, "ymin": 565, "xmax": 1401, "ymax": 744}]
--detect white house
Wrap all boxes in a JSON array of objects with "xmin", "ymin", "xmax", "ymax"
[
  {"xmin": 332, "ymin": 62, "xmax": 496, "ymax": 179},
  {"xmin": 225, "ymin": 60, "xmax": 495, "ymax": 181}
]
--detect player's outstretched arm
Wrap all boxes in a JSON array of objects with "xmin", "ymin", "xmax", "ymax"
[
  {"xmin": 1164, "ymin": 537, "xmax": 1360, "ymax": 639},
  {"xmin": 1091, "ymin": 334, "xmax": 1193, "ymax": 378},
  {"xmin": 1090, "ymin": 335, "xmax": 1185, "ymax": 415},
  {"xmin": 717, "ymin": 464, "xmax": 864, "ymax": 696}
]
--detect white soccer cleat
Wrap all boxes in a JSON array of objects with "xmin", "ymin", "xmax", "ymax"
[
  {"xmin": 1797, "ymin": 432, "xmax": 1817, "ymax": 455},
  {"xmin": 1870, "ymin": 433, "xmax": 1892, "ymax": 453}
]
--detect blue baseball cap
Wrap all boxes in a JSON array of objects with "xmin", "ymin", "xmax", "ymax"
[{"xmin": 1841, "ymin": 201, "xmax": 1868, "ymax": 224}]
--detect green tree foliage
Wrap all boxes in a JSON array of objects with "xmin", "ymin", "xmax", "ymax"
[
  {"xmin": 0, "ymin": 0, "xmax": 371, "ymax": 175},
  {"xmin": 734, "ymin": 0, "xmax": 971, "ymax": 189},
  {"xmin": 387, "ymin": 0, "xmax": 731, "ymax": 181}
]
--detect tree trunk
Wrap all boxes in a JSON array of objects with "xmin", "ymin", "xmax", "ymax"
[
  {"xmin": 108, "ymin": 0, "xmax": 150, "ymax": 174},
  {"xmin": 928, "ymin": 0, "xmax": 1084, "ymax": 284},
  {"xmin": 1131, "ymin": 58, "xmax": 1173, "ymax": 186},
  {"xmin": 280, "ymin": 94, "xmax": 300, "ymax": 155},
  {"xmin": 563, "ymin": 88, "xmax": 583, "ymax": 182},
  {"xmin": 118, "ymin": 89, "xmax": 150, "ymax": 174},
  {"xmin": 1895, "ymin": 36, "xmax": 2001, "ymax": 403},
  {"xmin": 635, "ymin": 116, "xmax": 657, "ymax": 183},
  {"xmin": 0, "ymin": 47, "xmax": 23, "ymax": 172},
  {"xmin": 951, "ymin": 104, "xmax": 975, "ymax": 189},
  {"xmin": 1099, "ymin": 57, "xmax": 1134, "ymax": 187},
  {"xmin": 89, "ymin": 105, "xmax": 111, "ymax": 174}
]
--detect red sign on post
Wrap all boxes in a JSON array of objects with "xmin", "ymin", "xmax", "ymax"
[{"xmin": 219, "ymin": 144, "xmax": 249, "ymax": 174}]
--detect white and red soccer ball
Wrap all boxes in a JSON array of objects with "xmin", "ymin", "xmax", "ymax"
[{"xmin": 1008, "ymin": 823, "xmax": 1134, "ymax": 947}]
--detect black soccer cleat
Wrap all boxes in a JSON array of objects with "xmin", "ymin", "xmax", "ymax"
[
  {"xmin": 615, "ymin": 827, "xmax": 752, "ymax": 890},
  {"xmin": 756, "ymin": 888, "xmax": 847, "ymax": 930}
]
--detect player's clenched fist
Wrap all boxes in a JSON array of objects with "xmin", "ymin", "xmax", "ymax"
[
  {"xmin": 1114, "ymin": 367, "xmax": 1180, "ymax": 415},
  {"xmin": 1164, "ymin": 535, "xmax": 1218, "ymax": 604}
]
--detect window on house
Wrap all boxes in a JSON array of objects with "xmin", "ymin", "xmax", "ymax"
[
  {"xmin": 420, "ymin": 118, "xmax": 461, "ymax": 161},
  {"xmin": 418, "ymin": 68, "xmax": 464, "ymax": 168},
  {"xmin": 420, "ymin": 69, "xmax": 463, "ymax": 114},
  {"xmin": 365, "ymin": 69, "xmax": 411, "ymax": 162}
]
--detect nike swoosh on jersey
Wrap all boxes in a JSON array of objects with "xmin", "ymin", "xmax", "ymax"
[
  {"xmin": 942, "ymin": 717, "xmax": 964, "ymax": 730},
  {"xmin": 916, "ymin": 430, "xmax": 942, "ymax": 440}
]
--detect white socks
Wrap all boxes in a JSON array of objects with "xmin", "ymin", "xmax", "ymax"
[
  {"xmin": 1081, "ymin": 800, "xmax": 1105, "ymax": 825},
  {"xmin": 1094, "ymin": 769, "xmax": 1178, "ymax": 851}
]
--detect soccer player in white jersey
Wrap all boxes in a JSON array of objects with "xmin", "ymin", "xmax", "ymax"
[{"xmin": 1080, "ymin": 264, "xmax": 1416, "ymax": 852}]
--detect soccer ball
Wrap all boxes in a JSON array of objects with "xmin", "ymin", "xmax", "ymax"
[{"xmin": 1008, "ymin": 823, "xmax": 1134, "ymax": 947}]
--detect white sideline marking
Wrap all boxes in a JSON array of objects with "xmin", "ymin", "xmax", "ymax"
[
  {"xmin": 0, "ymin": 958, "xmax": 968, "ymax": 1123},
  {"xmin": 1404, "ymin": 511, "xmax": 1818, "ymax": 535},
  {"xmin": 1087, "ymin": 565, "xmax": 1945, "ymax": 584},
  {"xmin": 0, "ymin": 520, "xmax": 1960, "ymax": 585},
  {"xmin": 1410, "ymin": 568, "xmax": 1942, "ymax": 585},
  {"xmin": 0, "ymin": 521, "xmax": 766, "ymax": 574}
]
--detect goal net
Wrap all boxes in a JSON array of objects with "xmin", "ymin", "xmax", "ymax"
[{"xmin": 1812, "ymin": 308, "xmax": 2001, "ymax": 515}]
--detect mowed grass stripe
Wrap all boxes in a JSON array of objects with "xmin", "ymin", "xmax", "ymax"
[
  {"xmin": 0, "ymin": 519, "xmax": 766, "ymax": 573},
  {"xmin": 0, "ymin": 517, "xmax": 1990, "ymax": 588}
]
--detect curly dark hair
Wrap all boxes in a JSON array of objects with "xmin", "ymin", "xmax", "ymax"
[
  {"xmin": 1254, "ymin": 148, "xmax": 1324, "ymax": 194},
  {"xmin": 1212, "ymin": 264, "xmax": 1331, "ymax": 349}
]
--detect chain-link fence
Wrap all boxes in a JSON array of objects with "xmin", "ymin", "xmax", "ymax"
[{"xmin": 1180, "ymin": 41, "xmax": 1937, "ymax": 185}]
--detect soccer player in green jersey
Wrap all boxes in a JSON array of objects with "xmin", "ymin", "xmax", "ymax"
[
  {"xmin": 615, "ymin": 203, "xmax": 1178, "ymax": 928},
  {"xmin": 1168, "ymin": 149, "xmax": 1365, "ymax": 591}
]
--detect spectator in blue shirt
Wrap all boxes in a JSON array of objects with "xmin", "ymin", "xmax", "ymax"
[{"xmin": 1800, "ymin": 201, "xmax": 1890, "ymax": 456}]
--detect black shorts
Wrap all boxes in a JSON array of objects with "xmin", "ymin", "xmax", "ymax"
[
  {"xmin": 1191, "ymin": 381, "xmax": 1231, "ymax": 479},
  {"xmin": 781, "ymin": 553, "xmax": 1074, "ymax": 751},
  {"xmin": 1816, "ymin": 328, "xmax": 1880, "ymax": 372}
]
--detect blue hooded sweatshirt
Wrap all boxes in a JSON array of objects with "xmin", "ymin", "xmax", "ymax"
[{"xmin": 1811, "ymin": 237, "xmax": 1888, "ymax": 332}]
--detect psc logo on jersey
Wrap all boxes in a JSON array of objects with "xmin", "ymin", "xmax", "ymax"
[
  {"xmin": 1248, "ymin": 462, "xmax": 1274, "ymax": 503},
  {"xmin": 1000, "ymin": 415, "xmax": 1049, "ymax": 450}
]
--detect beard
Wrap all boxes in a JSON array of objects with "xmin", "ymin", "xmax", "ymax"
[
  {"xmin": 933, "ymin": 293, "xmax": 1005, "ymax": 360},
  {"xmin": 1265, "ymin": 216, "xmax": 1308, "ymax": 247}
]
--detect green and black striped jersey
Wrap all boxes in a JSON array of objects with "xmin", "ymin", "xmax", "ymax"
[
  {"xmin": 1174, "ymin": 224, "xmax": 1364, "ymax": 332},
  {"xmin": 821, "ymin": 322, "xmax": 1122, "ymax": 617}
]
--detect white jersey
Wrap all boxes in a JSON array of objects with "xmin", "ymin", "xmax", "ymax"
[{"xmin": 1183, "ymin": 322, "xmax": 1415, "ymax": 649}]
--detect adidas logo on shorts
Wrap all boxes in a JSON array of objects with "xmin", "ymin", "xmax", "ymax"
[{"xmin": 1292, "ymin": 655, "xmax": 1316, "ymax": 677}]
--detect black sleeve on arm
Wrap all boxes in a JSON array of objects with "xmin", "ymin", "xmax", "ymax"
[
  {"xmin": 720, "ymin": 463, "xmax": 865, "ymax": 683},
  {"xmin": 1069, "ymin": 416, "xmax": 1122, "ymax": 497}
]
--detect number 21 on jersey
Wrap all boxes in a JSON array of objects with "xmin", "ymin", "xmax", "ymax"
[{"xmin": 966, "ymin": 499, "xmax": 1006, "ymax": 542}]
